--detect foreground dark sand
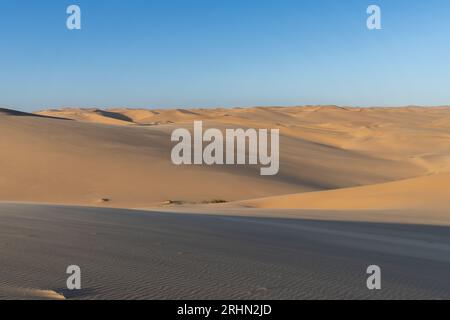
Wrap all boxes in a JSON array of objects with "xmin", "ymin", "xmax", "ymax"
[{"xmin": 1, "ymin": 203, "xmax": 449, "ymax": 300}]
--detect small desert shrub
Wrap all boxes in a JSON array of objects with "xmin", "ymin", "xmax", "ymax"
[{"xmin": 202, "ymin": 199, "xmax": 228, "ymax": 204}]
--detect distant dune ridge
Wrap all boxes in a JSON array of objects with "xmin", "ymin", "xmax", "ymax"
[{"xmin": 1, "ymin": 105, "xmax": 450, "ymax": 224}]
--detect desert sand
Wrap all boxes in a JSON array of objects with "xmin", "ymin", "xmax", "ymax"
[
  {"xmin": 1, "ymin": 105, "xmax": 450, "ymax": 299},
  {"xmin": 1, "ymin": 203, "xmax": 450, "ymax": 300},
  {"xmin": 3, "ymin": 106, "xmax": 450, "ymax": 208}
]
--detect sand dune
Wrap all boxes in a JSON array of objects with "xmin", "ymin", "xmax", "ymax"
[
  {"xmin": 239, "ymin": 172, "xmax": 450, "ymax": 211},
  {"xmin": 36, "ymin": 108, "xmax": 135, "ymax": 126},
  {"xmin": 2, "ymin": 106, "xmax": 450, "ymax": 300},
  {"xmin": 37, "ymin": 106, "xmax": 450, "ymax": 172},
  {"xmin": 3, "ymin": 106, "xmax": 444, "ymax": 208},
  {"xmin": 1, "ymin": 109, "xmax": 298, "ymax": 207}
]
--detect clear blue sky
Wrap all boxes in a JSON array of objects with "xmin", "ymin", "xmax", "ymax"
[{"xmin": 0, "ymin": 0, "xmax": 449, "ymax": 111}]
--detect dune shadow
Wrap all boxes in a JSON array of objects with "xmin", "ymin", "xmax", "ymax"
[
  {"xmin": 0, "ymin": 108, "xmax": 72, "ymax": 121},
  {"xmin": 55, "ymin": 287, "xmax": 98, "ymax": 299},
  {"xmin": 94, "ymin": 110, "xmax": 134, "ymax": 123}
]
